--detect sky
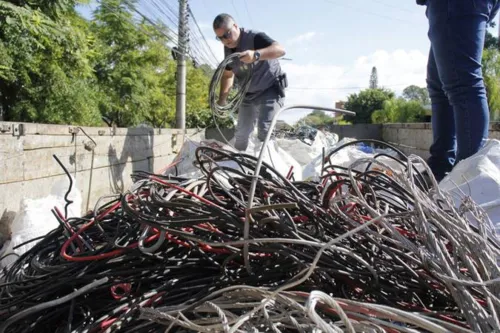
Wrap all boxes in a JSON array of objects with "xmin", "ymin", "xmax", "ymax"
[{"xmin": 77, "ymin": 0, "xmax": 499, "ymax": 124}]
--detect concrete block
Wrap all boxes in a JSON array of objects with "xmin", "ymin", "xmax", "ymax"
[
  {"xmin": 0, "ymin": 153, "xmax": 24, "ymax": 184},
  {"xmin": 205, "ymin": 128, "xmax": 235, "ymax": 142},
  {"xmin": 490, "ymin": 131, "xmax": 500, "ymax": 140},
  {"xmin": 22, "ymin": 146, "xmax": 75, "ymax": 181},
  {"xmin": 381, "ymin": 128, "xmax": 398, "ymax": 143},
  {"xmin": 0, "ymin": 136, "xmax": 24, "ymax": 154},
  {"xmin": 0, "ymin": 136, "xmax": 25, "ymax": 184},
  {"xmin": 396, "ymin": 129, "xmax": 412, "ymax": 147},
  {"xmin": 23, "ymin": 135, "xmax": 75, "ymax": 150},
  {"xmin": 416, "ymin": 129, "xmax": 433, "ymax": 150}
]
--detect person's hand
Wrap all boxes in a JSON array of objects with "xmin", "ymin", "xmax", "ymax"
[{"xmin": 239, "ymin": 50, "xmax": 256, "ymax": 64}]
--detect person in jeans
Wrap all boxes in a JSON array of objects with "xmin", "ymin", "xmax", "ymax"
[
  {"xmin": 213, "ymin": 13, "xmax": 287, "ymax": 151},
  {"xmin": 418, "ymin": 0, "xmax": 500, "ymax": 181}
]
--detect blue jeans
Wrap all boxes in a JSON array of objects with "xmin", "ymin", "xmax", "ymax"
[{"xmin": 425, "ymin": 0, "xmax": 500, "ymax": 181}]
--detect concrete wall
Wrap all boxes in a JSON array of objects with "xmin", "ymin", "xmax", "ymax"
[
  {"xmin": 204, "ymin": 124, "xmax": 384, "ymax": 142},
  {"xmin": 382, "ymin": 122, "xmax": 500, "ymax": 158},
  {"xmin": 205, "ymin": 127, "xmax": 234, "ymax": 143},
  {"xmin": 0, "ymin": 122, "xmax": 200, "ymax": 231},
  {"xmin": 328, "ymin": 124, "xmax": 382, "ymax": 141}
]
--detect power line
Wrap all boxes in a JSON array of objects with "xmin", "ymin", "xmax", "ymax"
[
  {"xmin": 96, "ymin": 0, "xmax": 178, "ymax": 43},
  {"xmin": 97, "ymin": 0, "xmax": 219, "ymax": 68},
  {"xmin": 124, "ymin": 1, "xmax": 181, "ymax": 46},
  {"xmin": 230, "ymin": 0, "xmax": 242, "ymax": 23},
  {"xmin": 189, "ymin": 37, "xmax": 218, "ymax": 67},
  {"xmin": 370, "ymin": 0, "xmax": 413, "ymax": 13},
  {"xmin": 188, "ymin": 25, "xmax": 218, "ymax": 67},
  {"xmin": 188, "ymin": 6, "xmax": 220, "ymax": 65},
  {"xmin": 146, "ymin": 0, "xmax": 179, "ymax": 27},
  {"xmin": 242, "ymin": 0, "xmax": 255, "ymax": 26}
]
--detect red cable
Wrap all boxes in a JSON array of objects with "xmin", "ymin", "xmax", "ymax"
[
  {"xmin": 150, "ymin": 176, "xmax": 222, "ymax": 209},
  {"xmin": 54, "ymin": 206, "xmax": 84, "ymax": 252},
  {"xmin": 61, "ymin": 220, "xmax": 160, "ymax": 262},
  {"xmin": 286, "ymin": 166, "xmax": 294, "ymax": 180}
]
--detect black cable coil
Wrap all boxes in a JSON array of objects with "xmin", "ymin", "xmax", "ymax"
[{"xmin": 0, "ymin": 141, "xmax": 499, "ymax": 332}]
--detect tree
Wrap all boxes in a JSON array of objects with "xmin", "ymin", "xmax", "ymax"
[
  {"xmin": 0, "ymin": 0, "xmax": 102, "ymax": 125},
  {"xmin": 369, "ymin": 66, "xmax": 378, "ymax": 89},
  {"xmin": 485, "ymin": 21, "xmax": 499, "ymax": 50},
  {"xmin": 371, "ymin": 98, "xmax": 426, "ymax": 124},
  {"xmin": 482, "ymin": 48, "xmax": 500, "ymax": 121},
  {"xmin": 402, "ymin": 85, "xmax": 430, "ymax": 105},
  {"xmin": 485, "ymin": 31, "xmax": 499, "ymax": 50},
  {"xmin": 91, "ymin": 0, "xmax": 178, "ymax": 128},
  {"xmin": 343, "ymin": 88, "xmax": 394, "ymax": 124},
  {"xmin": 91, "ymin": 0, "xmax": 218, "ymax": 128},
  {"xmin": 0, "ymin": 0, "xmax": 220, "ymax": 128},
  {"xmin": 297, "ymin": 110, "xmax": 336, "ymax": 127}
]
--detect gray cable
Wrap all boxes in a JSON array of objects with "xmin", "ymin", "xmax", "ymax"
[{"xmin": 0, "ymin": 277, "xmax": 109, "ymax": 333}]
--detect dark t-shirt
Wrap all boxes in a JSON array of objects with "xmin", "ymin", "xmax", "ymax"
[{"xmin": 225, "ymin": 31, "xmax": 276, "ymax": 71}]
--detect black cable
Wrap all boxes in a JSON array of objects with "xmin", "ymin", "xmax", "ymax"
[
  {"xmin": 52, "ymin": 154, "xmax": 74, "ymax": 219},
  {"xmin": 209, "ymin": 53, "xmax": 253, "ymax": 116},
  {"xmin": 208, "ymin": 53, "xmax": 254, "ymax": 146},
  {"xmin": 1, "ymin": 143, "xmax": 487, "ymax": 332}
]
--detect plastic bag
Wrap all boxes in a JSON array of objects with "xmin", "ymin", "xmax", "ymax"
[
  {"xmin": 0, "ymin": 176, "xmax": 82, "ymax": 269},
  {"xmin": 302, "ymin": 138, "xmax": 408, "ymax": 181},
  {"xmin": 439, "ymin": 139, "xmax": 500, "ymax": 238},
  {"xmin": 163, "ymin": 132, "xmax": 302, "ymax": 181}
]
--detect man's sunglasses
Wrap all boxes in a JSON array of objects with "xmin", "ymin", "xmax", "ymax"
[{"xmin": 216, "ymin": 26, "xmax": 233, "ymax": 41}]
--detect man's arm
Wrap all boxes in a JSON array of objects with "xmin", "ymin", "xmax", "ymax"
[
  {"xmin": 254, "ymin": 32, "xmax": 285, "ymax": 60},
  {"xmin": 218, "ymin": 69, "xmax": 234, "ymax": 105},
  {"xmin": 256, "ymin": 42, "xmax": 286, "ymax": 60},
  {"xmin": 239, "ymin": 32, "xmax": 286, "ymax": 63}
]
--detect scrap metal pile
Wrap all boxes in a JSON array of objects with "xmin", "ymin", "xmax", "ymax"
[
  {"xmin": 275, "ymin": 125, "xmax": 319, "ymax": 146},
  {"xmin": 1, "ymin": 141, "xmax": 500, "ymax": 332}
]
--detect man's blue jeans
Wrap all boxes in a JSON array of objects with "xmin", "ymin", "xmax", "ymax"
[{"xmin": 425, "ymin": 0, "xmax": 500, "ymax": 181}]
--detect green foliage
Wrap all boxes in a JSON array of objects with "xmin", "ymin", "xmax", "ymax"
[
  {"xmin": 343, "ymin": 88, "xmax": 395, "ymax": 124},
  {"xmin": 0, "ymin": 0, "xmax": 217, "ymax": 128},
  {"xmin": 0, "ymin": 0, "xmax": 102, "ymax": 125},
  {"xmin": 402, "ymin": 85, "xmax": 430, "ymax": 106},
  {"xmin": 297, "ymin": 110, "xmax": 353, "ymax": 127},
  {"xmin": 336, "ymin": 119, "xmax": 352, "ymax": 125},
  {"xmin": 482, "ymin": 48, "xmax": 500, "ymax": 121},
  {"xmin": 484, "ymin": 31, "xmax": 499, "ymax": 50},
  {"xmin": 297, "ymin": 110, "xmax": 336, "ymax": 127},
  {"xmin": 485, "ymin": 21, "xmax": 499, "ymax": 50},
  {"xmin": 371, "ymin": 98, "xmax": 426, "ymax": 124},
  {"xmin": 91, "ymin": 0, "xmax": 177, "ymax": 127}
]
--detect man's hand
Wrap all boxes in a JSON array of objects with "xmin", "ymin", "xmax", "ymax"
[{"xmin": 239, "ymin": 50, "xmax": 256, "ymax": 64}]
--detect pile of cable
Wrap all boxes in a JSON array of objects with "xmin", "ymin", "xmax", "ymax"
[
  {"xmin": 140, "ymin": 288, "xmax": 477, "ymax": 333},
  {"xmin": 0, "ymin": 143, "xmax": 499, "ymax": 332},
  {"xmin": 208, "ymin": 53, "xmax": 253, "ymax": 118}
]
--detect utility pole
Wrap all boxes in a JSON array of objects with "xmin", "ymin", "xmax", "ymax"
[{"xmin": 176, "ymin": 0, "xmax": 188, "ymax": 130}]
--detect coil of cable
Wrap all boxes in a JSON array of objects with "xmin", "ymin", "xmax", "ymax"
[{"xmin": 208, "ymin": 52, "xmax": 253, "ymax": 119}]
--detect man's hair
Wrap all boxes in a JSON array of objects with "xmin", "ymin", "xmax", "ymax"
[{"xmin": 213, "ymin": 13, "xmax": 234, "ymax": 30}]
